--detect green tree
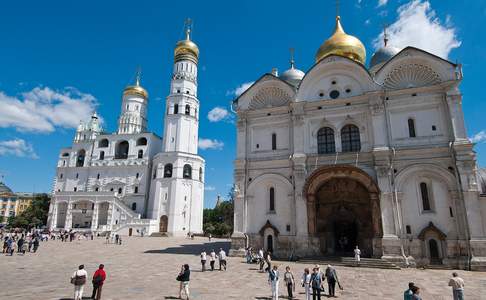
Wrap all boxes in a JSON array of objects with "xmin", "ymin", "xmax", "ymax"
[
  {"xmin": 7, "ymin": 193, "xmax": 50, "ymax": 229},
  {"xmin": 203, "ymin": 186, "xmax": 234, "ymax": 237}
]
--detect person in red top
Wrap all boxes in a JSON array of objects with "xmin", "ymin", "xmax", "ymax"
[{"xmin": 91, "ymin": 264, "xmax": 106, "ymax": 300}]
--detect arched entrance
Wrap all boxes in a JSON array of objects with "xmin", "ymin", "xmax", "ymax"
[
  {"xmin": 159, "ymin": 215, "xmax": 168, "ymax": 233},
  {"xmin": 304, "ymin": 165, "xmax": 382, "ymax": 257}
]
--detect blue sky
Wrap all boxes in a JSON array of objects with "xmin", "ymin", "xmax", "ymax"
[{"xmin": 0, "ymin": 0, "xmax": 485, "ymax": 207}]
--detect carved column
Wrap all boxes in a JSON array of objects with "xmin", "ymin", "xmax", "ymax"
[
  {"xmin": 307, "ymin": 194, "xmax": 316, "ymax": 235},
  {"xmin": 370, "ymin": 193, "xmax": 382, "ymax": 238}
]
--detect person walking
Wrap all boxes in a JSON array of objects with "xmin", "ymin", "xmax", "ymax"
[
  {"xmin": 176, "ymin": 264, "xmax": 191, "ymax": 300},
  {"xmin": 200, "ymin": 250, "xmax": 207, "ymax": 272},
  {"xmin": 218, "ymin": 248, "xmax": 227, "ymax": 271},
  {"xmin": 265, "ymin": 251, "xmax": 273, "ymax": 273},
  {"xmin": 325, "ymin": 264, "xmax": 339, "ymax": 297},
  {"xmin": 258, "ymin": 249, "xmax": 265, "ymax": 272},
  {"xmin": 311, "ymin": 267, "xmax": 323, "ymax": 300},
  {"xmin": 32, "ymin": 237, "xmax": 39, "ymax": 253},
  {"xmin": 71, "ymin": 265, "xmax": 88, "ymax": 300},
  {"xmin": 17, "ymin": 236, "xmax": 24, "ymax": 253},
  {"xmin": 268, "ymin": 265, "xmax": 280, "ymax": 300},
  {"xmin": 301, "ymin": 268, "xmax": 312, "ymax": 300},
  {"xmin": 283, "ymin": 266, "xmax": 295, "ymax": 299},
  {"xmin": 208, "ymin": 233, "xmax": 212, "ymax": 242},
  {"xmin": 91, "ymin": 264, "xmax": 106, "ymax": 300},
  {"xmin": 354, "ymin": 246, "xmax": 361, "ymax": 266},
  {"xmin": 404, "ymin": 282, "xmax": 415, "ymax": 300},
  {"xmin": 209, "ymin": 249, "xmax": 216, "ymax": 271},
  {"xmin": 449, "ymin": 272, "xmax": 465, "ymax": 300},
  {"xmin": 411, "ymin": 286, "xmax": 422, "ymax": 300}
]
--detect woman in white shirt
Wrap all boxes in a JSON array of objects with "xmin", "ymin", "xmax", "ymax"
[
  {"xmin": 301, "ymin": 268, "xmax": 312, "ymax": 300},
  {"xmin": 71, "ymin": 265, "xmax": 88, "ymax": 300}
]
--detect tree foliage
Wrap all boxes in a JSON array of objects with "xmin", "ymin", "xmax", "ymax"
[
  {"xmin": 8, "ymin": 193, "xmax": 50, "ymax": 229},
  {"xmin": 203, "ymin": 186, "xmax": 235, "ymax": 237}
]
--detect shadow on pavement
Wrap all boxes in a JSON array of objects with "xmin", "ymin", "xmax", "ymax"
[{"xmin": 144, "ymin": 241, "xmax": 230, "ymax": 255}]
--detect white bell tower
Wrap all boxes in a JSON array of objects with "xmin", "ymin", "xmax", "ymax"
[
  {"xmin": 163, "ymin": 22, "xmax": 200, "ymax": 154},
  {"xmin": 118, "ymin": 71, "xmax": 149, "ymax": 134}
]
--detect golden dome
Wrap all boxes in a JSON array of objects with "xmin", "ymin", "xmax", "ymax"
[
  {"xmin": 174, "ymin": 29, "xmax": 199, "ymax": 64},
  {"xmin": 123, "ymin": 75, "xmax": 148, "ymax": 99},
  {"xmin": 315, "ymin": 16, "xmax": 366, "ymax": 65}
]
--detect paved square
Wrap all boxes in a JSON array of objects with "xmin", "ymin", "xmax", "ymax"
[{"xmin": 1, "ymin": 237, "xmax": 485, "ymax": 299}]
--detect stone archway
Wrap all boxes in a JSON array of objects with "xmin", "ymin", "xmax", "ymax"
[
  {"xmin": 304, "ymin": 165, "xmax": 382, "ymax": 257},
  {"xmin": 159, "ymin": 215, "xmax": 168, "ymax": 233}
]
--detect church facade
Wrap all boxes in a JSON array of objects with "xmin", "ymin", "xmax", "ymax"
[
  {"xmin": 230, "ymin": 16, "xmax": 486, "ymax": 270},
  {"xmin": 47, "ymin": 26, "xmax": 205, "ymax": 237}
]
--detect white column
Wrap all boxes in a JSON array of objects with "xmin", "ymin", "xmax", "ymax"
[
  {"xmin": 64, "ymin": 202, "xmax": 73, "ymax": 230},
  {"xmin": 91, "ymin": 202, "xmax": 99, "ymax": 231},
  {"xmin": 446, "ymin": 91, "xmax": 468, "ymax": 141}
]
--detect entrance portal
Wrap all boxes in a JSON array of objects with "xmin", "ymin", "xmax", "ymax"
[
  {"xmin": 159, "ymin": 215, "xmax": 168, "ymax": 232},
  {"xmin": 304, "ymin": 165, "xmax": 382, "ymax": 257}
]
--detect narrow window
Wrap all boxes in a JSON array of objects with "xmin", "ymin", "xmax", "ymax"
[
  {"xmin": 118, "ymin": 187, "xmax": 122, "ymax": 194},
  {"xmin": 317, "ymin": 127, "xmax": 336, "ymax": 154},
  {"xmin": 449, "ymin": 207, "xmax": 454, "ymax": 217},
  {"xmin": 183, "ymin": 164, "xmax": 192, "ymax": 179},
  {"xmin": 185, "ymin": 104, "xmax": 190, "ymax": 115},
  {"xmin": 271, "ymin": 133, "xmax": 277, "ymax": 150},
  {"xmin": 95, "ymin": 187, "xmax": 99, "ymax": 192},
  {"xmin": 134, "ymin": 186, "xmax": 138, "ymax": 194},
  {"xmin": 138, "ymin": 149, "xmax": 143, "ymax": 159},
  {"xmin": 63, "ymin": 161, "xmax": 66, "ymax": 166},
  {"xmin": 97, "ymin": 173, "xmax": 100, "ymax": 180},
  {"xmin": 136, "ymin": 137, "xmax": 147, "ymax": 146},
  {"xmin": 60, "ymin": 174, "xmax": 63, "ymax": 179},
  {"xmin": 420, "ymin": 182, "xmax": 431, "ymax": 211},
  {"xmin": 74, "ymin": 187, "xmax": 77, "ymax": 192},
  {"xmin": 99, "ymin": 151, "xmax": 104, "ymax": 160},
  {"xmin": 115, "ymin": 141, "xmax": 129, "ymax": 159},
  {"xmin": 408, "ymin": 118, "xmax": 416, "ymax": 138},
  {"xmin": 199, "ymin": 167, "xmax": 203, "ymax": 181},
  {"xmin": 76, "ymin": 173, "xmax": 79, "ymax": 179},
  {"xmin": 174, "ymin": 104, "xmax": 179, "ymax": 114},
  {"xmin": 164, "ymin": 164, "xmax": 173, "ymax": 178},
  {"xmin": 341, "ymin": 124, "xmax": 361, "ymax": 152},
  {"xmin": 269, "ymin": 187, "xmax": 275, "ymax": 211},
  {"xmin": 153, "ymin": 170, "xmax": 157, "ymax": 179},
  {"xmin": 136, "ymin": 173, "xmax": 139, "ymax": 179},
  {"xmin": 406, "ymin": 225, "xmax": 412, "ymax": 234},
  {"xmin": 131, "ymin": 202, "xmax": 137, "ymax": 211},
  {"xmin": 76, "ymin": 149, "xmax": 86, "ymax": 167}
]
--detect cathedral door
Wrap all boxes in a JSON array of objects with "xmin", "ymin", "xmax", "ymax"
[
  {"xmin": 304, "ymin": 165, "xmax": 383, "ymax": 257},
  {"xmin": 159, "ymin": 215, "xmax": 168, "ymax": 233},
  {"xmin": 429, "ymin": 239, "xmax": 441, "ymax": 264}
]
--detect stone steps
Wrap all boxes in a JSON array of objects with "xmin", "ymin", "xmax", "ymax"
[
  {"xmin": 298, "ymin": 256, "xmax": 401, "ymax": 270},
  {"xmin": 149, "ymin": 232, "xmax": 168, "ymax": 237}
]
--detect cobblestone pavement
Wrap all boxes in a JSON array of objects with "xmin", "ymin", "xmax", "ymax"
[{"xmin": 1, "ymin": 236, "xmax": 485, "ymax": 300}]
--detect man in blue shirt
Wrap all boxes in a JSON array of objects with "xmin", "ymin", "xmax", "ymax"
[{"xmin": 404, "ymin": 282, "xmax": 415, "ymax": 300}]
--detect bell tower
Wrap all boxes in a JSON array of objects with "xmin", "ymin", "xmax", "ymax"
[
  {"xmin": 118, "ymin": 70, "xmax": 149, "ymax": 134},
  {"xmin": 163, "ymin": 19, "xmax": 200, "ymax": 154}
]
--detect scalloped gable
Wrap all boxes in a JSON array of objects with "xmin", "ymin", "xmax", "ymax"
[
  {"xmin": 296, "ymin": 55, "xmax": 378, "ymax": 102},
  {"xmin": 374, "ymin": 47, "xmax": 459, "ymax": 90},
  {"xmin": 234, "ymin": 73, "xmax": 296, "ymax": 111}
]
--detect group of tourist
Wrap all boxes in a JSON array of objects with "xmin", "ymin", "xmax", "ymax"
[
  {"xmin": 2, "ymin": 232, "xmax": 40, "ymax": 255},
  {"xmin": 105, "ymin": 233, "xmax": 122, "ymax": 245},
  {"xmin": 70, "ymin": 264, "xmax": 106, "ymax": 300},
  {"xmin": 403, "ymin": 273, "xmax": 466, "ymax": 300},
  {"xmin": 199, "ymin": 248, "xmax": 227, "ymax": 272}
]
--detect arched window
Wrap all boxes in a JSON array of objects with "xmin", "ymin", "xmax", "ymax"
[
  {"xmin": 97, "ymin": 173, "xmax": 100, "ymax": 180},
  {"xmin": 341, "ymin": 124, "xmax": 361, "ymax": 152},
  {"xmin": 164, "ymin": 164, "xmax": 173, "ymax": 178},
  {"xmin": 408, "ymin": 118, "xmax": 416, "ymax": 138},
  {"xmin": 185, "ymin": 104, "xmax": 190, "ymax": 115},
  {"xmin": 99, "ymin": 151, "xmax": 105, "ymax": 160},
  {"xmin": 63, "ymin": 160, "xmax": 66, "ymax": 166},
  {"xmin": 317, "ymin": 127, "xmax": 335, "ymax": 154},
  {"xmin": 131, "ymin": 202, "xmax": 136, "ymax": 210},
  {"xmin": 98, "ymin": 139, "xmax": 109, "ymax": 148},
  {"xmin": 173, "ymin": 104, "xmax": 179, "ymax": 114},
  {"xmin": 115, "ymin": 141, "xmax": 129, "ymax": 159},
  {"xmin": 118, "ymin": 187, "xmax": 122, "ymax": 194},
  {"xmin": 420, "ymin": 182, "xmax": 431, "ymax": 211},
  {"xmin": 62, "ymin": 152, "xmax": 69, "ymax": 157},
  {"xmin": 76, "ymin": 149, "xmax": 86, "ymax": 167},
  {"xmin": 269, "ymin": 187, "xmax": 275, "ymax": 211},
  {"xmin": 271, "ymin": 133, "xmax": 277, "ymax": 150},
  {"xmin": 183, "ymin": 164, "xmax": 192, "ymax": 179},
  {"xmin": 136, "ymin": 137, "xmax": 147, "ymax": 146},
  {"xmin": 199, "ymin": 167, "xmax": 203, "ymax": 181},
  {"xmin": 138, "ymin": 150, "xmax": 143, "ymax": 159},
  {"xmin": 134, "ymin": 186, "xmax": 138, "ymax": 193}
]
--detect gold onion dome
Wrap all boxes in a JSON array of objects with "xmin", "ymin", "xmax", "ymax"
[
  {"xmin": 315, "ymin": 16, "xmax": 366, "ymax": 65},
  {"xmin": 123, "ymin": 74, "xmax": 148, "ymax": 99},
  {"xmin": 174, "ymin": 28, "xmax": 199, "ymax": 64}
]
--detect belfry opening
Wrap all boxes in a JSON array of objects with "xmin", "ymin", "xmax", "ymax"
[{"xmin": 304, "ymin": 165, "xmax": 383, "ymax": 257}]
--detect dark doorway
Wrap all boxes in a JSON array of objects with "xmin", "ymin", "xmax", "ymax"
[
  {"xmin": 429, "ymin": 239, "xmax": 441, "ymax": 264},
  {"xmin": 160, "ymin": 215, "xmax": 168, "ymax": 233},
  {"xmin": 267, "ymin": 235, "xmax": 274, "ymax": 253},
  {"xmin": 129, "ymin": 228, "xmax": 133, "ymax": 236},
  {"xmin": 334, "ymin": 220, "xmax": 357, "ymax": 255}
]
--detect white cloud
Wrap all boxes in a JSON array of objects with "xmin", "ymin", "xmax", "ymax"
[
  {"xmin": 0, "ymin": 139, "xmax": 38, "ymax": 159},
  {"xmin": 227, "ymin": 81, "xmax": 254, "ymax": 97},
  {"xmin": 373, "ymin": 0, "xmax": 461, "ymax": 59},
  {"xmin": 207, "ymin": 106, "xmax": 232, "ymax": 122},
  {"xmin": 0, "ymin": 86, "xmax": 98, "ymax": 133},
  {"xmin": 471, "ymin": 131, "xmax": 486, "ymax": 144},
  {"xmin": 205, "ymin": 185, "xmax": 216, "ymax": 191},
  {"xmin": 198, "ymin": 138, "xmax": 224, "ymax": 150},
  {"xmin": 378, "ymin": 0, "xmax": 388, "ymax": 7}
]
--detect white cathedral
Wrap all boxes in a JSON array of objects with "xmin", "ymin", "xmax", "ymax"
[
  {"xmin": 47, "ymin": 26, "xmax": 205, "ymax": 237},
  {"xmin": 230, "ymin": 15, "xmax": 486, "ymax": 270}
]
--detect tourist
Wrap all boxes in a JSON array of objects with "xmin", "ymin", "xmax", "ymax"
[
  {"xmin": 208, "ymin": 233, "xmax": 212, "ymax": 241},
  {"xmin": 265, "ymin": 251, "xmax": 272, "ymax": 272},
  {"xmin": 411, "ymin": 286, "xmax": 422, "ymax": 300},
  {"xmin": 21, "ymin": 241, "xmax": 28, "ymax": 254},
  {"xmin": 71, "ymin": 264, "xmax": 88, "ymax": 300},
  {"xmin": 8, "ymin": 238, "xmax": 15, "ymax": 256},
  {"xmin": 17, "ymin": 236, "xmax": 24, "ymax": 253},
  {"xmin": 258, "ymin": 248, "xmax": 265, "ymax": 272},
  {"xmin": 245, "ymin": 247, "xmax": 252, "ymax": 263},
  {"xmin": 91, "ymin": 264, "xmax": 106, "ymax": 300},
  {"xmin": 283, "ymin": 266, "xmax": 295, "ymax": 299},
  {"xmin": 268, "ymin": 265, "xmax": 280, "ymax": 300},
  {"xmin": 2, "ymin": 236, "xmax": 8, "ymax": 253},
  {"xmin": 218, "ymin": 248, "xmax": 227, "ymax": 271},
  {"xmin": 200, "ymin": 250, "xmax": 207, "ymax": 272},
  {"xmin": 28, "ymin": 237, "xmax": 33, "ymax": 252},
  {"xmin": 325, "ymin": 264, "xmax": 339, "ymax": 297},
  {"xmin": 105, "ymin": 234, "xmax": 110, "ymax": 244},
  {"xmin": 354, "ymin": 246, "xmax": 361, "ymax": 265},
  {"xmin": 32, "ymin": 237, "xmax": 39, "ymax": 253},
  {"xmin": 311, "ymin": 267, "xmax": 323, "ymax": 300},
  {"xmin": 176, "ymin": 264, "xmax": 191, "ymax": 300},
  {"xmin": 209, "ymin": 249, "xmax": 216, "ymax": 271},
  {"xmin": 115, "ymin": 234, "xmax": 119, "ymax": 244},
  {"xmin": 404, "ymin": 282, "xmax": 415, "ymax": 300},
  {"xmin": 118, "ymin": 236, "xmax": 122, "ymax": 245},
  {"xmin": 301, "ymin": 268, "xmax": 312, "ymax": 300},
  {"xmin": 448, "ymin": 272, "xmax": 465, "ymax": 300}
]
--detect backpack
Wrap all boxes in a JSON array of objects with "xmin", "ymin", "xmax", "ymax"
[
  {"xmin": 71, "ymin": 274, "xmax": 86, "ymax": 286},
  {"xmin": 93, "ymin": 273, "xmax": 103, "ymax": 285}
]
